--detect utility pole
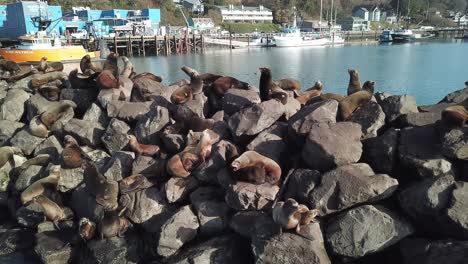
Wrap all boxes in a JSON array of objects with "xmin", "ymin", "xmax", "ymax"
[{"xmin": 396, "ymin": 0, "xmax": 400, "ymax": 24}]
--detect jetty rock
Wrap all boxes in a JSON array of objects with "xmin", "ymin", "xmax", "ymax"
[{"xmin": 0, "ymin": 54, "xmax": 466, "ymax": 263}]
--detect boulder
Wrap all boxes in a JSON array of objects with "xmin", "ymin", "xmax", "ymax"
[
  {"xmin": 103, "ymin": 151, "xmax": 135, "ymax": 181},
  {"xmin": 380, "ymin": 95, "xmax": 418, "ymax": 123},
  {"xmin": 222, "ymin": 88, "xmax": 260, "ymax": 115},
  {"xmin": 16, "ymin": 203, "xmax": 45, "ymax": 228},
  {"xmin": 157, "ymin": 205, "xmax": 200, "ymax": 257},
  {"xmin": 119, "ymin": 187, "xmax": 166, "ymax": 224},
  {"xmin": 0, "ymin": 120, "xmax": 24, "ymax": 147},
  {"xmin": 309, "ymin": 163, "xmax": 398, "ymax": 216},
  {"xmin": 326, "ymin": 205, "xmax": 414, "ymax": 258},
  {"xmin": 60, "ymin": 88, "xmax": 97, "ymax": 115},
  {"xmin": 184, "ymin": 93, "xmax": 208, "ymax": 118},
  {"xmin": 83, "ymin": 103, "xmax": 110, "ymax": 128},
  {"xmin": 10, "ymin": 129, "xmax": 45, "ymax": 156},
  {"xmin": 253, "ymin": 232, "xmax": 331, "ymax": 264},
  {"xmin": 229, "ymin": 211, "xmax": 281, "ymax": 240},
  {"xmin": 362, "ymin": 128, "xmax": 398, "ymax": 174},
  {"xmin": 101, "ymin": 118, "xmax": 130, "ymax": 154},
  {"xmin": 134, "ymin": 106, "xmax": 170, "ymax": 144},
  {"xmin": 302, "ymin": 122, "xmax": 362, "ymax": 171},
  {"xmin": 247, "ymin": 123, "xmax": 287, "ymax": 163},
  {"xmin": 190, "ymin": 187, "xmax": 230, "ymax": 235},
  {"xmin": 399, "ymin": 125, "xmax": 453, "ymax": 178},
  {"xmin": 418, "ymin": 102, "xmax": 456, "ymax": 114},
  {"xmin": 86, "ymin": 235, "xmax": 141, "ymax": 264},
  {"xmin": 0, "ymin": 228, "xmax": 35, "ymax": 256},
  {"xmin": 131, "ymin": 155, "xmax": 166, "ymax": 179},
  {"xmin": 34, "ymin": 231, "xmax": 73, "ymax": 264},
  {"xmin": 228, "ymin": 100, "xmax": 284, "ymax": 140},
  {"xmin": 396, "ymin": 112, "xmax": 441, "ymax": 127},
  {"xmin": 446, "ymin": 182, "xmax": 468, "ymax": 238},
  {"xmin": 284, "ymin": 169, "xmax": 321, "ymax": 205},
  {"xmin": 106, "ymin": 100, "xmax": 151, "ymax": 123},
  {"xmin": 71, "ymin": 184, "xmax": 104, "ymax": 223},
  {"xmin": 288, "ymin": 100, "xmax": 338, "ymax": 143},
  {"xmin": 165, "ymin": 176, "xmax": 199, "ymax": 203},
  {"xmin": 0, "ymin": 89, "xmax": 30, "ymax": 122},
  {"xmin": 57, "ymin": 167, "xmax": 84, "ymax": 192},
  {"xmin": 225, "ymin": 182, "xmax": 279, "ymax": 211},
  {"xmin": 166, "ymin": 235, "xmax": 253, "ymax": 264},
  {"xmin": 33, "ymin": 136, "xmax": 63, "ymax": 161},
  {"xmin": 14, "ymin": 165, "xmax": 43, "ymax": 192},
  {"xmin": 441, "ymin": 127, "xmax": 468, "ymax": 160},
  {"xmin": 400, "ymin": 238, "xmax": 468, "ymax": 264},
  {"xmin": 282, "ymin": 97, "xmax": 301, "ymax": 120},
  {"xmin": 63, "ymin": 118, "xmax": 105, "ymax": 147},
  {"xmin": 351, "ymin": 101, "xmax": 385, "ymax": 139},
  {"xmin": 439, "ymin": 87, "xmax": 468, "ymax": 104}
]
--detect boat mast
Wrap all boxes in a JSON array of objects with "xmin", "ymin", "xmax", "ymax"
[
  {"xmin": 330, "ymin": 0, "xmax": 334, "ymax": 32},
  {"xmin": 319, "ymin": 0, "xmax": 322, "ymax": 33},
  {"xmin": 396, "ymin": 0, "xmax": 400, "ymax": 25}
]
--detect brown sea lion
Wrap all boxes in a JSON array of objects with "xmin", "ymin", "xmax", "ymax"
[
  {"xmin": 362, "ymin": 80, "xmax": 375, "ymax": 94},
  {"xmin": 199, "ymin": 73, "xmax": 222, "ymax": 84},
  {"xmin": 196, "ymin": 129, "xmax": 222, "ymax": 161},
  {"xmin": 97, "ymin": 53, "xmax": 120, "ymax": 89},
  {"xmin": 120, "ymin": 56, "xmax": 134, "ymax": 78},
  {"xmin": 40, "ymin": 101, "xmax": 77, "ymax": 129},
  {"xmin": 78, "ymin": 217, "xmax": 96, "ymax": 241},
  {"xmin": 338, "ymin": 90, "xmax": 373, "ymax": 121},
  {"xmin": 29, "ymin": 116, "xmax": 49, "ymax": 138},
  {"xmin": 320, "ymin": 93, "xmax": 345, "ymax": 102},
  {"xmin": 211, "ymin": 76, "xmax": 250, "ymax": 96},
  {"xmin": 82, "ymin": 161, "xmax": 119, "ymax": 211},
  {"xmin": 80, "ymin": 54, "xmax": 102, "ymax": 75},
  {"xmin": 30, "ymin": 71, "xmax": 68, "ymax": 89},
  {"xmin": 259, "ymin": 67, "xmax": 289, "ymax": 105},
  {"xmin": 33, "ymin": 195, "xmax": 73, "ymax": 227},
  {"xmin": 170, "ymin": 85, "xmax": 193, "ymax": 104},
  {"xmin": 171, "ymin": 105, "xmax": 215, "ymax": 132},
  {"xmin": 347, "ymin": 69, "xmax": 362, "ymax": 96},
  {"xmin": 15, "ymin": 154, "xmax": 50, "ymax": 174},
  {"xmin": 0, "ymin": 146, "xmax": 22, "ymax": 168},
  {"xmin": 119, "ymin": 174, "xmax": 154, "ymax": 194},
  {"xmin": 272, "ymin": 198, "xmax": 320, "ymax": 234},
  {"xmin": 38, "ymin": 85, "xmax": 60, "ymax": 101},
  {"xmin": 181, "ymin": 66, "xmax": 203, "ymax": 94},
  {"xmin": 99, "ymin": 210, "xmax": 130, "ymax": 239},
  {"xmin": 132, "ymin": 72, "xmax": 162, "ymax": 83},
  {"xmin": 441, "ymin": 98, "xmax": 468, "ymax": 127},
  {"xmin": 61, "ymin": 135, "xmax": 89, "ymax": 169},
  {"xmin": 45, "ymin": 61, "xmax": 64, "ymax": 73},
  {"xmin": 36, "ymin": 57, "xmax": 48, "ymax": 73},
  {"xmin": 297, "ymin": 81, "xmax": 323, "ymax": 105},
  {"xmin": 6, "ymin": 69, "xmax": 38, "ymax": 83},
  {"xmin": 275, "ymin": 78, "xmax": 301, "ymax": 96},
  {"xmin": 0, "ymin": 59, "xmax": 20, "ymax": 73},
  {"xmin": 21, "ymin": 165, "xmax": 60, "ymax": 204},
  {"xmin": 231, "ymin": 150, "xmax": 282, "ymax": 185},
  {"xmin": 270, "ymin": 83, "xmax": 289, "ymax": 105},
  {"xmin": 166, "ymin": 149, "xmax": 203, "ymax": 178},
  {"xmin": 127, "ymin": 135, "xmax": 161, "ymax": 157}
]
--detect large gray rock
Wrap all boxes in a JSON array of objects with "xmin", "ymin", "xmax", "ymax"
[
  {"xmin": 165, "ymin": 176, "xmax": 199, "ymax": 203},
  {"xmin": 380, "ymin": 95, "xmax": 418, "ymax": 123},
  {"xmin": 399, "ymin": 125, "xmax": 453, "ymax": 178},
  {"xmin": 288, "ymin": 100, "xmax": 338, "ymax": 142},
  {"xmin": 0, "ymin": 89, "xmax": 30, "ymax": 121},
  {"xmin": 222, "ymin": 88, "xmax": 261, "ymax": 115},
  {"xmin": 247, "ymin": 123, "xmax": 287, "ymax": 163},
  {"xmin": 16, "ymin": 203, "xmax": 45, "ymax": 228},
  {"xmin": 131, "ymin": 155, "xmax": 166, "ymax": 179},
  {"xmin": 157, "ymin": 205, "xmax": 200, "ymax": 257},
  {"xmin": 106, "ymin": 100, "xmax": 151, "ymax": 122},
  {"xmin": 0, "ymin": 228, "xmax": 35, "ymax": 256},
  {"xmin": 418, "ymin": 102, "xmax": 456, "ymax": 114},
  {"xmin": 351, "ymin": 101, "xmax": 386, "ymax": 139},
  {"xmin": 190, "ymin": 187, "xmax": 230, "ymax": 235},
  {"xmin": 60, "ymin": 88, "xmax": 97, "ymax": 115},
  {"xmin": 439, "ymin": 87, "xmax": 468, "ymax": 104},
  {"xmin": 34, "ymin": 231, "xmax": 73, "ymax": 264},
  {"xmin": 14, "ymin": 165, "xmax": 43, "ymax": 192},
  {"xmin": 302, "ymin": 122, "xmax": 362, "ymax": 171},
  {"xmin": 326, "ymin": 205, "xmax": 414, "ymax": 258},
  {"xmin": 363, "ymin": 128, "xmax": 398, "ymax": 174},
  {"xmin": 228, "ymin": 100, "xmax": 284, "ymax": 139},
  {"xmin": 57, "ymin": 167, "xmax": 84, "ymax": 192},
  {"xmin": 71, "ymin": 184, "xmax": 104, "ymax": 223},
  {"xmin": 10, "ymin": 129, "xmax": 45, "ymax": 155},
  {"xmin": 63, "ymin": 118, "xmax": 105, "ymax": 147},
  {"xmin": 400, "ymin": 238, "xmax": 468, "ymax": 264},
  {"xmin": 441, "ymin": 127, "xmax": 468, "ymax": 160},
  {"xmin": 309, "ymin": 163, "xmax": 398, "ymax": 216},
  {"xmin": 446, "ymin": 182, "xmax": 468, "ymax": 238},
  {"xmin": 396, "ymin": 112, "xmax": 441, "ymax": 127},
  {"xmin": 229, "ymin": 211, "xmax": 281, "ymax": 240},
  {"xmin": 184, "ymin": 93, "xmax": 208, "ymax": 118},
  {"xmin": 166, "ymin": 235, "xmax": 252, "ymax": 264},
  {"xmin": 119, "ymin": 187, "xmax": 166, "ymax": 224},
  {"xmin": 101, "ymin": 118, "xmax": 130, "ymax": 154},
  {"xmin": 0, "ymin": 120, "xmax": 24, "ymax": 146},
  {"xmin": 25, "ymin": 94, "xmax": 49, "ymax": 121},
  {"xmin": 83, "ymin": 103, "xmax": 110, "ymax": 128},
  {"xmin": 103, "ymin": 151, "xmax": 135, "ymax": 181},
  {"xmin": 86, "ymin": 235, "xmax": 141, "ymax": 264},
  {"xmin": 284, "ymin": 169, "xmax": 321, "ymax": 205},
  {"xmin": 225, "ymin": 182, "xmax": 279, "ymax": 211},
  {"xmin": 134, "ymin": 106, "xmax": 170, "ymax": 144},
  {"xmin": 33, "ymin": 135, "xmax": 63, "ymax": 160},
  {"xmin": 253, "ymin": 232, "xmax": 331, "ymax": 264}
]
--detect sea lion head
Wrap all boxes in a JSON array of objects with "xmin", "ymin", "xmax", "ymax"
[
  {"xmin": 181, "ymin": 151, "xmax": 202, "ymax": 171},
  {"xmin": 348, "ymin": 69, "xmax": 358, "ymax": 76},
  {"xmin": 167, "ymin": 154, "xmax": 190, "ymax": 177},
  {"xmin": 314, "ymin": 81, "xmax": 323, "ymax": 91},
  {"xmin": 171, "ymin": 85, "xmax": 192, "ymax": 104},
  {"xmin": 231, "ymin": 155, "xmax": 248, "ymax": 172},
  {"xmin": 40, "ymin": 57, "xmax": 47, "ymax": 62},
  {"xmin": 362, "ymin": 80, "xmax": 376, "ymax": 94},
  {"xmin": 64, "ymin": 135, "xmax": 79, "ymax": 147},
  {"xmin": 259, "ymin": 67, "xmax": 271, "ymax": 74},
  {"xmin": 49, "ymin": 165, "xmax": 61, "ymax": 174},
  {"xmin": 465, "ymin": 81, "xmax": 468, "ymax": 87},
  {"xmin": 79, "ymin": 217, "xmax": 96, "ymax": 240}
]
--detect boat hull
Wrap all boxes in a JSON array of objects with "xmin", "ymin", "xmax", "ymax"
[
  {"xmin": 0, "ymin": 46, "xmax": 100, "ymax": 64},
  {"xmin": 274, "ymin": 37, "xmax": 329, "ymax": 47},
  {"xmin": 391, "ymin": 34, "xmax": 412, "ymax": 43}
]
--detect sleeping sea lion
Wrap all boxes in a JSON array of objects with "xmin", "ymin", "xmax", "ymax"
[
  {"xmin": 82, "ymin": 161, "xmax": 119, "ymax": 211},
  {"xmin": 30, "ymin": 72, "xmax": 68, "ymax": 89},
  {"xmin": 33, "ymin": 195, "xmax": 73, "ymax": 228},
  {"xmin": 441, "ymin": 98, "xmax": 468, "ymax": 127},
  {"xmin": 61, "ymin": 135, "xmax": 90, "ymax": 169},
  {"xmin": 320, "ymin": 93, "xmax": 345, "ymax": 102},
  {"xmin": 347, "ymin": 69, "xmax": 362, "ymax": 96},
  {"xmin": 338, "ymin": 90, "xmax": 373, "ymax": 121},
  {"xmin": 45, "ymin": 61, "xmax": 64, "ymax": 73},
  {"xmin": 275, "ymin": 78, "xmax": 301, "ymax": 96},
  {"xmin": 0, "ymin": 146, "xmax": 22, "ymax": 168},
  {"xmin": 79, "ymin": 217, "xmax": 96, "ymax": 241},
  {"xmin": 21, "ymin": 165, "xmax": 60, "ymax": 204},
  {"xmin": 29, "ymin": 116, "xmax": 50, "ymax": 138},
  {"xmin": 38, "ymin": 85, "xmax": 61, "ymax": 101},
  {"xmin": 40, "ymin": 101, "xmax": 77, "ymax": 129},
  {"xmin": 272, "ymin": 198, "xmax": 320, "ymax": 234},
  {"xmin": 132, "ymin": 72, "xmax": 162, "ymax": 83},
  {"xmin": 97, "ymin": 52, "xmax": 120, "ymax": 89},
  {"xmin": 127, "ymin": 135, "xmax": 161, "ymax": 157},
  {"xmin": 119, "ymin": 174, "xmax": 154, "ymax": 194},
  {"xmin": 80, "ymin": 54, "xmax": 102, "ymax": 75},
  {"xmin": 211, "ymin": 76, "xmax": 250, "ymax": 96},
  {"xmin": 231, "ymin": 150, "xmax": 282, "ymax": 185},
  {"xmin": 99, "ymin": 210, "xmax": 130, "ymax": 239},
  {"xmin": 296, "ymin": 81, "xmax": 323, "ymax": 105}
]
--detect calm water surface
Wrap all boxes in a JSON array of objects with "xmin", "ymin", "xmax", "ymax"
[{"xmin": 131, "ymin": 40, "xmax": 468, "ymax": 105}]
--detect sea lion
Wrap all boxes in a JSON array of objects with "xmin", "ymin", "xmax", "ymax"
[
  {"xmin": 120, "ymin": 56, "xmax": 134, "ymax": 78},
  {"xmin": 21, "ymin": 165, "xmax": 61, "ymax": 204},
  {"xmin": 15, "ymin": 154, "xmax": 50, "ymax": 174},
  {"xmin": 0, "ymin": 59, "xmax": 20, "ymax": 73},
  {"xmin": 196, "ymin": 129, "xmax": 222, "ymax": 161},
  {"xmin": 38, "ymin": 85, "xmax": 61, "ymax": 101},
  {"xmin": 29, "ymin": 116, "xmax": 49, "ymax": 138},
  {"xmin": 45, "ymin": 61, "xmax": 64, "ymax": 73},
  {"xmin": 33, "ymin": 195, "xmax": 73, "ymax": 227},
  {"xmin": 69, "ymin": 68, "xmax": 99, "ymax": 90},
  {"xmin": 320, "ymin": 93, "xmax": 345, "ymax": 102},
  {"xmin": 170, "ymin": 85, "xmax": 193, "ymax": 104},
  {"xmin": 211, "ymin": 76, "xmax": 250, "ymax": 96},
  {"xmin": 275, "ymin": 78, "xmax": 301, "ymax": 96},
  {"xmin": 127, "ymin": 135, "xmax": 161, "ymax": 157},
  {"xmin": 347, "ymin": 69, "xmax": 362, "ymax": 96},
  {"xmin": 62, "ymin": 135, "xmax": 89, "ymax": 169},
  {"xmin": 362, "ymin": 80, "xmax": 375, "ymax": 94},
  {"xmin": 82, "ymin": 161, "xmax": 119, "ymax": 211},
  {"xmin": 99, "ymin": 210, "xmax": 130, "ymax": 239},
  {"xmin": 6, "ymin": 69, "xmax": 38, "ymax": 83},
  {"xmin": 231, "ymin": 151, "xmax": 282, "ymax": 185},
  {"xmin": 338, "ymin": 90, "xmax": 373, "ymax": 121},
  {"xmin": 0, "ymin": 146, "xmax": 22, "ymax": 168},
  {"xmin": 40, "ymin": 101, "xmax": 77, "ymax": 129},
  {"xmin": 119, "ymin": 174, "xmax": 154, "ymax": 194},
  {"xmin": 181, "ymin": 66, "xmax": 203, "ymax": 94},
  {"xmin": 166, "ymin": 149, "xmax": 202, "ymax": 178},
  {"xmin": 78, "ymin": 217, "xmax": 96, "ymax": 241},
  {"xmin": 296, "ymin": 81, "xmax": 323, "ymax": 105},
  {"xmin": 441, "ymin": 98, "xmax": 468, "ymax": 127},
  {"xmin": 259, "ymin": 67, "xmax": 289, "ymax": 105},
  {"xmin": 97, "ymin": 52, "xmax": 120, "ymax": 89},
  {"xmin": 36, "ymin": 57, "xmax": 48, "ymax": 73},
  {"xmin": 30, "ymin": 71, "xmax": 68, "ymax": 89},
  {"xmin": 199, "ymin": 73, "xmax": 222, "ymax": 85},
  {"xmin": 80, "ymin": 54, "xmax": 102, "ymax": 75},
  {"xmin": 171, "ymin": 105, "xmax": 215, "ymax": 132},
  {"xmin": 272, "ymin": 198, "xmax": 320, "ymax": 234},
  {"xmin": 132, "ymin": 72, "xmax": 162, "ymax": 83}
]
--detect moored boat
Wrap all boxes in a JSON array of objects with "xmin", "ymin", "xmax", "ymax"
[
  {"xmin": 391, "ymin": 29, "xmax": 414, "ymax": 43},
  {"xmin": 274, "ymin": 28, "xmax": 330, "ymax": 47},
  {"xmin": 379, "ymin": 30, "xmax": 394, "ymax": 42}
]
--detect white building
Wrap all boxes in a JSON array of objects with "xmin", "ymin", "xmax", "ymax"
[
  {"xmin": 217, "ymin": 5, "xmax": 273, "ymax": 23},
  {"xmin": 353, "ymin": 6, "xmax": 381, "ymax": 22}
]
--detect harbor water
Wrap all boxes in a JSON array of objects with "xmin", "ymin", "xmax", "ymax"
[{"xmin": 131, "ymin": 39, "xmax": 468, "ymax": 105}]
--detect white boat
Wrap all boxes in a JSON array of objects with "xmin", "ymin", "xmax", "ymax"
[
  {"xmin": 463, "ymin": 31, "xmax": 468, "ymax": 39},
  {"xmin": 248, "ymin": 35, "xmax": 275, "ymax": 47},
  {"xmin": 274, "ymin": 28, "xmax": 330, "ymax": 47},
  {"xmin": 391, "ymin": 29, "xmax": 414, "ymax": 43}
]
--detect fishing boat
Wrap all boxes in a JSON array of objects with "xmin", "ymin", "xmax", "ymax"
[
  {"xmin": 0, "ymin": 33, "xmax": 100, "ymax": 64},
  {"xmin": 379, "ymin": 30, "xmax": 394, "ymax": 42},
  {"xmin": 248, "ymin": 35, "xmax": 275, "ymax": 47},
  {"xmin": 413, "ymin": 32, "xmax": 435, "ymax": 40},
  {"xmin": 274, "ymin": 28, "xmax": 330, "ymax": 47},
  {"xmin": 391, "ymin": 29, "xmax": 414, "ymax": 43}
]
